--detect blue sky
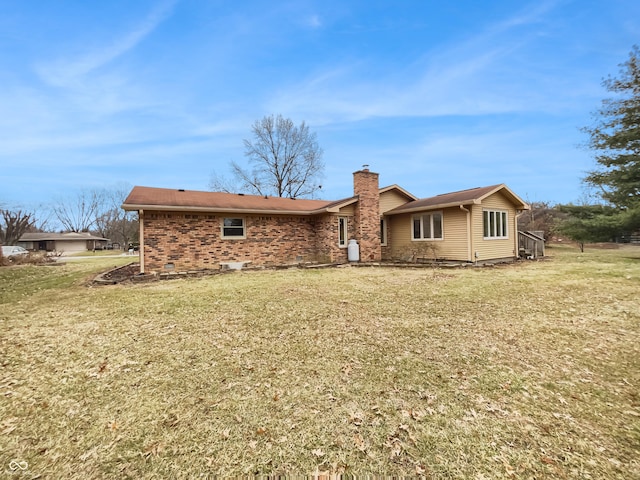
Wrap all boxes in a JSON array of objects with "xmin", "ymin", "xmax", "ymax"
[{"xmin": 1, "ymin": 0, "xmax": 639, "ymax": 212}]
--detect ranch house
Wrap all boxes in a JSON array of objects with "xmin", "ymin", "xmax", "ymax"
[{"xmin": 122, "ymin": 169, "xmax": 529, "ymax": 274}]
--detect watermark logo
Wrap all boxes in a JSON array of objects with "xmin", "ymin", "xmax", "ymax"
[{"xmin": 8, "ymin": 460, "xmax": 28, "ymax": 473}]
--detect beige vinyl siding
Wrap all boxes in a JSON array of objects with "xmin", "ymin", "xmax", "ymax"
[
  {"xmin": 380, "ymin": 190, "xmax": 412, "ymax": 214},
  {"xmin": 386, "ymin": 213, "xmax": 413, "ymax": 260},
  {"xmin": 386, "ymin": 207, "xmax": 471, "ymax": 261},
  {"xmin": 472, "ymin": 192, "xmax": 518, "ymax": 261},
  {"xmin": 337, "ymin": 204, "xmax": 355, "ymax": 216},
  {"xmin": 438, "ymin": 207, "xmax": 469, "ymax": 261}
]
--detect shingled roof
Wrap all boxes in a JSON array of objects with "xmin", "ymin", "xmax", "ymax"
[
  {"xmin": 386, "ymin": 184, "xmax": 528, "ymax": 215},
  {"xmin": 122, "ymin": 186, "xmax": 353, "ymax": 215},
  {"xmin": 19, "ymin": 232, "xmax": 108, "ymax": 241}
]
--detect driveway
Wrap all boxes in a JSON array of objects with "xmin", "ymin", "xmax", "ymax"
[{"xmin": 54, "ymin": 253, "xmax": 138, "ymax": 262}]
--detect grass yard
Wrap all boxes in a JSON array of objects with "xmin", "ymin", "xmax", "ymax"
[{"xmin": 1, "ymin": 246, "xmax": 639, "ymax": 478}]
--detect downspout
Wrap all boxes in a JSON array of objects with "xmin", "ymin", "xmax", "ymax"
[
  {"xmin": 138, "ymin": 209, "xmax": 145, "ymax": 274},
  {"xmin": 459, "ymin": 205, "xmax": 472, "ymax": 262},
  {"xmin": 515, "ymin": 209, "xmax": 527, "ymax": 258}
]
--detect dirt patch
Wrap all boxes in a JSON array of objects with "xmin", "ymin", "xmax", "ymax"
[{"xmin": 94, "ymin": 263, "xmax": 144, "ymax": 284}]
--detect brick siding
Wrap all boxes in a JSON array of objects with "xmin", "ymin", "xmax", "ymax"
[
  {"xmin": 141, "ymin": 211, "xmax": 350, "ymax": 272},
  {"xmin": 353, "ymin": 170, "xmax": 382, "ymax": 261}
]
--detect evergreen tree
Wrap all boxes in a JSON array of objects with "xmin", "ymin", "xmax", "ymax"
[
  {"xmin": 556, "ymin": 204, "xmax": 621, "ymax": 251},
  {"xmin": 582, "ymin": 46, "xmax": 640, "ymax": 231}
]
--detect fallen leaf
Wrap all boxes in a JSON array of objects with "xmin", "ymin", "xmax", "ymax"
[
  {"xmin": 98, "ymin": 360, "xmax": 108, "ymax": 373},
  {"xmin": 311, "ymin": 448, "xmax": 325, "ymax": 457},
  {"xmin": 389, "ymin": 442, "xmax": 402, "ymax": 457},
  {"xmin": 349, "ymin": 411, "xmax": 364, "ymax": 426},
  {"xmin": 143, "ymin": 442, "xmax": 164, "ymax": 457},
  {"xmin": 354, "ymin": 433, "xmax": 367, "ymax": 452},
  {"xmin": 163, "ymin": 413, "xmax": 179, "ymax": 428},
  {"xmin": 410, "ymin": 408, "xmax": 426, "ymax": 421}
]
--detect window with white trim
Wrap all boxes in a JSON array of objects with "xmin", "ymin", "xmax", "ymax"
[
  {"xmin": 483, "ymin": 210, "xmax": 508, "ymax": 238},
  {"xmin": 338, "ymin": 217, "xmax": 349, "ymax": 248},
  {"xmin": 338, "ymin": 217, "xmax": 348, "ymax": 247},
  {"xmin": 380, "ymin": 218, "xmax": 387, "ymax": 246},
  {"xmin": 412, "ymin": 212, "xmax": 443, "ymax": 240},
  {"xmin": 222, "ymin": 217, "xmax": 245, "ymax": 238}
]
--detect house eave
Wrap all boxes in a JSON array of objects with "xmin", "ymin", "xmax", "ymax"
[
  {"xmin": 122, "ymin": 203, "xmax": 339, "ymax": 216},
  {"xmin": 320, "ymin": 196, "xmax": 359, "ymax": 213},
  {"xmin": 19, "ymin": 232, "xmax": 110, "ymax": 241},
  {"xmin": 385, "ymin": 200, "xmax": 480, "ymax": 215},
  {"xmin": 477, "ymin": 184, "xmax": 529, "ymax": 209},
  {"xmin": 379, "ymin": 184, "xmax": 418, "ymax": 201}
]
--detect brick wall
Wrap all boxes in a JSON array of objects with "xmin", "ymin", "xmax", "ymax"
[
  {"xmin": 353, "ymin": 169, "xmax": 382, "ymax": 261},
  {"xmin": 138, "ymin": 170, "xmax": 382, "ymax": 272},
  {"xmin": 314, "ymin": 214, "xmax": 352, "ymax": 264},
  {"xmin": 141, "ymin": 211, "xmax": 350, "ymax": 272}
]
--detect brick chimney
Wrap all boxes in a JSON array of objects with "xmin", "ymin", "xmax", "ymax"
[{"xmin": 353, "ymin": 167, "xmax": 381, "ymax": 261}]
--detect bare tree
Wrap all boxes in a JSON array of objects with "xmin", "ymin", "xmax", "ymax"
[
  {"xmin": 52, "ymin": 189, "xmax": 105, "ymax": 232},
  {"xmin": 0, "ymin": 209, "xmax": 35, "ymax": 245},
  {"xmin": 518, "ymin": 201, "xmax": 564, "ymax": 240},
  {"xmin": 211, "ymin": 115, "xmax": 324, "ymax": 198},
  {"xmin": 208, "ymin": 169, "xmax": 236, "ymax": 193},
  {"xmin": 94, "ymin": 184, "xmax": 138, "ymax": 249}
]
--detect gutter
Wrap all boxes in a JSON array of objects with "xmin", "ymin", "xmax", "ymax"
[
  {"xmin": 121, "ymin": 204, "xmax": 343, "ymax": 216},
  {"xmin": 386, "ymin": 199, "xmax": 482, "ymax": 215},
  {"xmin": 459, "ymin": 204, "xmax": 472, "ymax": 262}
]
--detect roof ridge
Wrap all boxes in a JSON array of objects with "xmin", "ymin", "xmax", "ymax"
[
  {"xmin": 131, "ymin": 185, "xmax": 332, "ymax": 202},
  {"xmin": 432, "ymin": 184, "xmax": 500, "ymax": 197}
]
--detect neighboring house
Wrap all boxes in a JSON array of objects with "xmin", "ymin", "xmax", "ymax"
[
  {"xmin": 18, "ymin": 232, "xmax": 109, "ymax": 254},
  {"xmin": 122, "ymin": 169, "xmax": 530, "ymax": 274}
]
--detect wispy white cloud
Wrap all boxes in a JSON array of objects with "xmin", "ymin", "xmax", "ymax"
[
  {"xmin": 267, "ymin": 1, "xmax": 564, "ymax": 123},
  {"xmin": 35, "ymin": 0, "xmax": 177, "ymax": 89}
]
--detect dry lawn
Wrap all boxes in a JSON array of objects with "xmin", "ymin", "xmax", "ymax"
[{"xmin": 1, "ymin": 246, "xmax": 639, "ymax": 478}]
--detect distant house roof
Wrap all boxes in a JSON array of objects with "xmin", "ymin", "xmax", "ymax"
[
  {"xmin": 386, "ymin": 184, "xmax": 529, "ymax": 215},
  {"xmin": 122, "ymin": 186, "xmax": 354, "ymax": 215},
  {"xmin": 19, "ymin": 232, "xmax": 108, "ymax": 242}
]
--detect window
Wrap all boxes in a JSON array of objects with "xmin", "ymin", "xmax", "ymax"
[
  {"xmin": 222, "ymin": 217, "xmax": 245, "ymax": 238},
  {"xmin": 483, "ymin": 210, "xmax": 508, "ymax": 238},
  {"xmin": 380, "ymin": 218, "xmax": 387, "ymax": 246},
  {"xmin": 338, "ymin": 217, "xmax": 348, "ymax": 247},
  {"xmin": 412, "ymin": 212, "xmax": 443, "ymax": 240}
]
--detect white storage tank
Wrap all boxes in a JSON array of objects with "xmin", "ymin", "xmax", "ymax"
[{"xmin": 347, "ymin": 239, "xmax": 360, "ymax": 262}]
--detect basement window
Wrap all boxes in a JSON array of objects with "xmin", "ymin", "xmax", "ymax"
[
  {"xmin": 483, "ymin": 210, "xmax": 508, "ymax": 239},
  {"xmin": 222, "ymin": 218, "xmax": 245, "ymax": 239}
]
